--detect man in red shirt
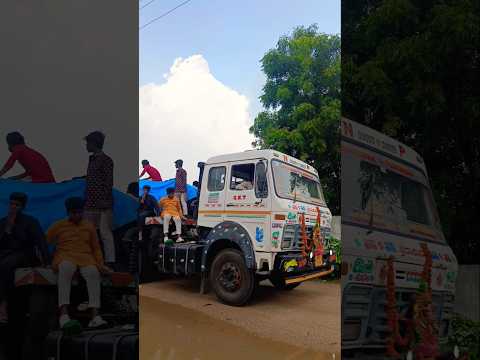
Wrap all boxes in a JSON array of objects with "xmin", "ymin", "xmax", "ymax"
[
  {"xmin": 0, "ymin": 132, "xmax": 55, "ymax": 183},
  {"xmin": 139, "ymin": 160, "xmax": 162, "ymax": 181}
]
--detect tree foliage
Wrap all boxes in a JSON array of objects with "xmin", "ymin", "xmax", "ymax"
[
  {"xmin": 342, "ymin": 0, "xmax": 480, "ymax": 263},
  {"xmin": 251, "ymin": 25, "xmax": 341, "ymax": 214}
]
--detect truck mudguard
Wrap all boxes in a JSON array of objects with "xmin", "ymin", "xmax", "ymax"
[{"xmin": 201, "ymin": 221, "xmax": 256, "ymax": 270}]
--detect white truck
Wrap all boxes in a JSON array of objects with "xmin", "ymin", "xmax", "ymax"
[
  {"xmin": 146, "ymin": 149, "xmax": 336, "ymax": 305},
  {"xmin": 341, "ymin": 119, "xmax": 458, "ymax": 355}
]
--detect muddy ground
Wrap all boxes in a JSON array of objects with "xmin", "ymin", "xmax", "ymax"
[{"xmin": 140, "ymin": 277, "xmax": 340, "ymax": 359}]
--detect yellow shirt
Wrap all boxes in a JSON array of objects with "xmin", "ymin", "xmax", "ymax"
[
  {"xmin": 159, "ymin": 196, "xmax": 182, "ymax": 217},
  {"xmin": 46, "ymin": 219, "xmax": 104, "ymax": 270}
]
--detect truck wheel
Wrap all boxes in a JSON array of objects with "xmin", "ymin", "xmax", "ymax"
[
  {"xmin": 270, "ymin": 275, "xmax": 301, "ymax": 291},
  {"xmin": 210, "ymin": 249, "xmax": 255, "ymax": 306}
]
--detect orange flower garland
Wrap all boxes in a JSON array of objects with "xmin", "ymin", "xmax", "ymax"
[
  {"xmin": 313, "ymin": 207, "xmax": 324, "ymax": 259},
  {"xmin": 385, "ymin": 243, "xmax": 440, "ymax": 359},
  {"xmin": 386, "ymin": 256, "xmax": 401, "ymax": 357},
  {"xmin": 299, "ymin": 211, "xmax": 324, "ymax": 268},
  {"xmin": 299, "ymin": 213, "xmax": 308, "ymax": 267},
  {"xmin": 413, "ymin": 244, "xmax": 439, "ymax": 360}
]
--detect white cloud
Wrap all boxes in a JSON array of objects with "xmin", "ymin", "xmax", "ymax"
[{"xmin": 140, "ymin": 55, "xmax": 254, "ymax": 182}]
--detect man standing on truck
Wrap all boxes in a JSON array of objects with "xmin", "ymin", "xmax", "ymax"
[
  {"xmin": 83, "ymin": 131, "xmax": 116, "ymax": 266},
  {"xmin": 139, "ymin": 160, "xmax": 162, "ymax": 181},
  {"xmin": 174, "ymin": 159, "xmax": 188, "ymax": 216},
  {"xmin": 0, "ymin": 132, "xmax": 55, "ymax": 183},
  {"xmin": 0, "ymin": 192, "xmax": 50, "ymax": 326}
]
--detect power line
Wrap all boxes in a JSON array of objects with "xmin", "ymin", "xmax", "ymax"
[
  {"xmin": 140, "ymin": 0, "xmax": 157, "ymax": 10},
  {"xmin": 140, "ymin": 0, "xmax": 193, "ymax": 30}
]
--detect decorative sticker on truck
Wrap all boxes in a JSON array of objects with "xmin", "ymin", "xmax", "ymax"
[
  {"xmin": 255, "ymin": 226, "xmax": 264, "ymax": 245},
  {"xmin": 349, "ymin": 257, "xmax": 375, "ymax": 284},
  {"xmin": 283, "ymin": 259, "xmax": 298, "ymax": 272},
  {"xmin": 445, "ymin": 271, "xmax": 456, "ymax": 290},
  {"xmin": 233, "ymin": 195, "xmax": 247, "ymax": 201},
  {"xmin": 343, "ymin": 119, "xmax": 402, "ymax": 158},
  {"xmin": 353, "ymin": 236, "xmax": 454, "ymax": 265},
  {"xmin": 286, "ymin": 212, "xmax": 297, "ymax": 224},
  {"xmin": 406, "ymin": 271, "xmax": 422, "ymax": 284},
  {"xmin": 208, "ymin": 192, "xmax": 220, "ymax": 204},
  {"xmin": 353, "ymin": 257, "xmax": 373, "ymax": 274},
  {"xmin": 272, "ymin": 231, "xmax": 280, "ymax": 248}
]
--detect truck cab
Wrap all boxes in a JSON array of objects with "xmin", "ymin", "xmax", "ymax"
[
  {"xmin": 154, "ymin": 149, "xmax": 335, "ymax": 305},
  {"xmin": 341, "ymin": 119, "xmax": 458, "ymax": 355}
]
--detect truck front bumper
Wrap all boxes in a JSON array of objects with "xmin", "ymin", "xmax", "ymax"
[
  {"xmin": 284, "ymin": 266, "xmax": 335, "ymax": 284},
  {"xmin": 273, "ymin": 252, "xmax": 335, "ymax": 284}
]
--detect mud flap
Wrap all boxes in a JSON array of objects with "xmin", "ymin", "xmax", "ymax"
[{"xmin": 200, "ymin": 271, "xmax": 209, "ymax": 294}]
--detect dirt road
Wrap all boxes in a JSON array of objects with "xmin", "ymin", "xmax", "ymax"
[{"xmin": 140, "ymin": 278, "xmax": 340, "ymax": 359}]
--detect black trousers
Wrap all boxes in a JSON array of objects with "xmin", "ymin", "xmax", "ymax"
[{"xmin": 0, "ymin": 250, "xmax": 28, "ymax": 303}]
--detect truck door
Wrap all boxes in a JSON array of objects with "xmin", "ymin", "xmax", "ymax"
[
  {"xmin": 198, "ymin": 164, "xmax": 227, "ymax": 228},
  {"xmin": 225, "ymin": 160, "xmax": 271, "ymax": 250}
]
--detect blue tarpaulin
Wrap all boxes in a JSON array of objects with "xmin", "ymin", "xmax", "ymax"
[
  {"xmin": 139, "ymin": 179, "xmax": 198, "ymax": 201},
  {"xmin": 0, "ymin": 179, "xmax": 137, "ymax": 232}
]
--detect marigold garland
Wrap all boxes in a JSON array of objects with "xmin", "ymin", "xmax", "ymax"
[
  {"xmin": 299, "ymin": 210, "xmax": 324, "ymax": 268},
  {"xmin": 299, "ymin": 213, "xmax": 308, "ymax": 267},
  {"xmin": 412, "ymin": 244, "xmax": 439, "ymax": 360},
  {"xmin": 385, "ymin": 243, "xmax": 440, "ymax": 359},
  {"xmin": 313, "ymin": 207, "xmax": 324, "ymax": 259}
]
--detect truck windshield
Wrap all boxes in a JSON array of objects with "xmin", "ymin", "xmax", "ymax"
[
  {"xmin": 359, "ymin": 161, "xmax": 433, "ymax": 225},
  {"xmin": 271, "ymin": 159, "xmax": 325, "ymax": 205}
]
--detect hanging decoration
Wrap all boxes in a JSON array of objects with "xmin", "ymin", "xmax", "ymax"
[{"xmin": 385, "ymin": 242, "xmax": 440, "ymax": 359}]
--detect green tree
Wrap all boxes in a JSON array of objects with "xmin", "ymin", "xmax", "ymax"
[
  {"xmin": 342, "ymin": 0, "xmax": 480, "ymax": 263},
  {"xmin": 250, "ymin": 25, "xmax": 341, "ymax": 214}
]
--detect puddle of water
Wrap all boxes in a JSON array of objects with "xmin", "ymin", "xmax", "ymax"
[{"xmin": 140, "ymin": 296, "xmax": 338, "ymax": 360}]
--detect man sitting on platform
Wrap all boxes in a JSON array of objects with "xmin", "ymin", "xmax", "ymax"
[
  {"xmin": 158, "ymin": 188, "xmax": 184, "ymax": 244},
  {"xmin": 0, "ymin": 192, "xmax": 50, "ymax": 326},
  {"xmin": 47, "ymin": 197, "xmax": 111, "ymax": 334}
]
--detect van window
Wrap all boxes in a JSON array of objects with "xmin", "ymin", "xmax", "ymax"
[
  {"xmin": 230, "ymin": 163, "xmax": 255, "ymax": 190},
  {"xmin": 255, "ymin": 161, "xmax": 268, "ymax": 198},
  {"xmin": 207, "ymin": 166, "xmax": 226, "ymax": 191}
]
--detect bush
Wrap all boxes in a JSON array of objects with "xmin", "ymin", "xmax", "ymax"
[
  {"xmin": 447, "ymin": 315, "xmax": 480, "ymax": 359},
  {"xmin": 325, "ymin": 235, "xmax": 341, "ymax": 263}
]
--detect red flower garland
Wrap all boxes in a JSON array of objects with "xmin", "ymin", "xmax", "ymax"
[
  {"xmin": 299, "ymin": 213, "xmax": 308, "ymax": 267},
  {"xmin": 385, "ymin": 243, "xmax": 438, "ymax": 358}
]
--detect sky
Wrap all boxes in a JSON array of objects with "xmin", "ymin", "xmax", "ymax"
[
  {"xmin": 0, "ymin": 1, "xmax": 137, "ymax": 190},
  {"xmin": 140, "ymin": 0, "xmax": 341, "ymax": 181}
]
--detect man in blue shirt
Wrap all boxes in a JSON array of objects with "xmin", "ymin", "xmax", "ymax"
[{"xmin": 139, "ymin": 185, "xmax": 159, "ymax": 226}]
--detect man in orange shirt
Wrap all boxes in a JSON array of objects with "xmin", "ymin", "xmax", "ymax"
[
  {"xmin": 159, "ymin": 188, "xmax": 184, "ymax": 244},
  {"xmin": 47, "ymin": 197, "xmax": 111, "ymax": 334}
]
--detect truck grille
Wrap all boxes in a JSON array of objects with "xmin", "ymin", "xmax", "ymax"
[
  {"xmin": 281, "ymin": 224, "xmax": 331, "ymax": 250},
  {"xmin": 342, "ymin": 285, "xmax": 453, "ymax": 345}
]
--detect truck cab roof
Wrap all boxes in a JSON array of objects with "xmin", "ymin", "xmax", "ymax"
[
  {"xmin": 341, "ymin": 118, "xmax": 427, "ymax": 175},
  {"xmin": 206, "ymin": 149, "xmax": 319, "ymax": 176}
]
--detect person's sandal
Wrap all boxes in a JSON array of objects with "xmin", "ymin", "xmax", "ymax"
[
  {"xmin": 88, "ymin": 315, "xmax": 108, "ymax": 329},
  {"xmin": 163, "ymin": 237, "xmax": 174, "ymax": 245},
  {"xmin": 61, "ymin": 319, "xmax": 83, "ymax": 336}
]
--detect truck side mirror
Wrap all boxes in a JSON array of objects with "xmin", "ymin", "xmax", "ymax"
[{"xmin": 255, "ymin": 161, "xmax": 268, "ymax": 198}]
